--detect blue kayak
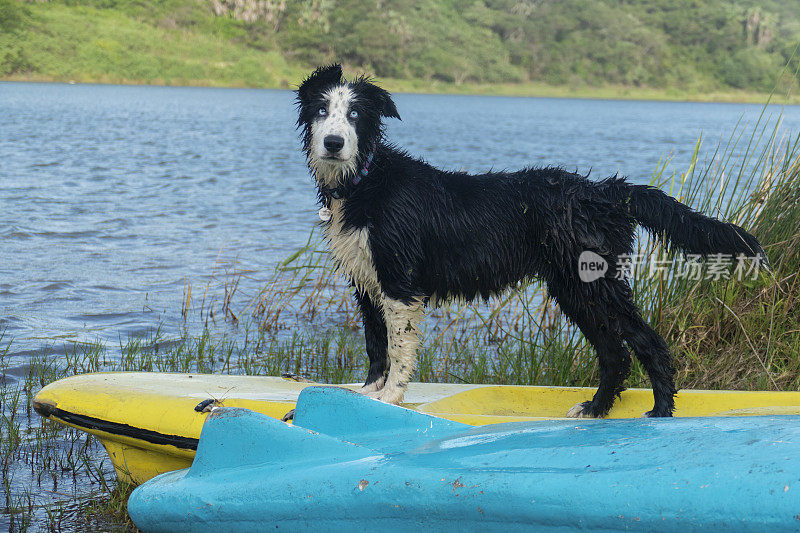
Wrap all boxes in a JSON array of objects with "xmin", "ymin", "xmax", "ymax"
[{"xmin": 128, "ymin": 386, "xmax": 800, "ymax": 531}]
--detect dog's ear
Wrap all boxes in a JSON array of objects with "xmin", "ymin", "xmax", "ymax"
[
  {"xmin": 362, "ymin": 82, "xmax": 401, "ymax": 120},
  {"xmin": 297, "ymin": 64, "xmax": 343, "ymax": 105}
]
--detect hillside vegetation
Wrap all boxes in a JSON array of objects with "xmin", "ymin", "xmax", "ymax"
[{"xmin": 1, "ymin": 0, "xmax": 799, "ymax": 97}]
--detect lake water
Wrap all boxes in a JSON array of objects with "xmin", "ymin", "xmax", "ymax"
[{"xmin": 2, "ymin": 81, "xmax": 799, "ymax": 365}]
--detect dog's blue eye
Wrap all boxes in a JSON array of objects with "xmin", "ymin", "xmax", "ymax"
[
  {"xmin": 349, "ymin": 110, "xmax": 358, "ymax": 120},
  {"xmin": 318, "ymin": 108, "xmax": 327, "ymax": 117}
]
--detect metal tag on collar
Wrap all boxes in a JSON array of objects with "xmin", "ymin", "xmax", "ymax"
[{"xmin": 318, "ymin": 206, "xmax": 332, "ymax": 222}]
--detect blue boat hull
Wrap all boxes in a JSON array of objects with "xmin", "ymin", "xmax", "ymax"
[{"xmin": 128, "ymin": 387, "xmax": 800, "ymax": 531}]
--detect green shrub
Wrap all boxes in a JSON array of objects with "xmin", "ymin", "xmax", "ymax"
[
  {"xmin": 0, "ymin": 0, "xmax": 24, "ymax": 32},
  {"xmin": 720, "ymin": 48, "xmax": 782, "ymax": 90},
  {"xmin": 0, "ymin": 0, "xmax": 29, "ymax": 75}
]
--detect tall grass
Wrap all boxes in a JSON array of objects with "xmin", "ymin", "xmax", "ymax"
[
  {"xmin": 659, "ymin": 122, "xmax": 800, "ymax": 391},
  {"xmin": 237, "ymin": 112, "xmax": 800, "ymax": 391}
]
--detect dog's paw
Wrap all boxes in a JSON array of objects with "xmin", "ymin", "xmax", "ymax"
[
  {"xmin": 364, "ymin": 386, "xmax": 404, "ymax": 405},
  {"xmin": 565, "ymin": 401, "xmax": 599, "ymax": 419},
  {"xmin": 642, "ymin": 409, "xmax": 673, "ymax": 418},
  {"xmin": 360, "ymin": 376, "xmax": 386, "ymax": 394},
  {"xmin": 360, "ymin": 383, "xmax": 380, "ymax": 394}
]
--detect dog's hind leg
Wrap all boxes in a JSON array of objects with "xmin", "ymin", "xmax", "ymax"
[
  {"xmin": 365, "ymin": 296, "xmax": 423, "ymax": 405},
  {"xmin": 355, "ymin": 290, "xmax": 389, "ymax": 393},
  {"xmin": 555, "ymin": 288, "xmax": 632, "ymax": 418},
  {"xmin": 619, "ymin": 312, "xmax": 677, "ymax": 417},
  {"xmin": 577, "ymin": 278, "xmax": 676, "ymax": 417}
]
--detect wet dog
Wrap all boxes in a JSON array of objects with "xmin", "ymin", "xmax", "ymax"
[{"xmin": 295, "ymin": 64, "xmax": 768, "ymax": 417}]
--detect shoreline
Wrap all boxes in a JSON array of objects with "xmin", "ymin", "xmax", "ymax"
[{"xmin": 3, "ymin": 73, "xmax": 798, "ymax": 105}]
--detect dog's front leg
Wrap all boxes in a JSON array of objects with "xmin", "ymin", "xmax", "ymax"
[
  {"xmin": 355, "ymin": 290, "xmax": 389, "ymax": 393},
  {"xmin": 365, "ymin": 296, "xmax": 423, "ymax": 405}
]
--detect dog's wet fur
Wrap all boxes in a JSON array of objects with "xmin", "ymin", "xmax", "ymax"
[{"xmin": 295, "ymin": 64, "xmax": 769, "ymax": 417}]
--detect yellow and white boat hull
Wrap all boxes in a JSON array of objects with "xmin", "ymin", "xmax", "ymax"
[{"xmin": 33, "ymin": 372, "xmax": 800, "ymax": 484}]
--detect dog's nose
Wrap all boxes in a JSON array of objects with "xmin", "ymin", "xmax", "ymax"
[{"xmin": 324, "ymin": 135, "xmax": 345, "ymax": 153}]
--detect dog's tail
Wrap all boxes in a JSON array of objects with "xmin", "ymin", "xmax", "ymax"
[{"xmin": 626, "ymin": 184, "xmax": 770, "ymax": 269}]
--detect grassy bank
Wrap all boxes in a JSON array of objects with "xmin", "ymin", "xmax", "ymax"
[
  {"xmin": 2, "ymin": 115, "xmax": 800, "ymax": 530},
  {"xmin": 6, "ymin": 66, "xmax": 800, "ymax": 106},
  {"xmin": 3, "ymin": 0, "xmax": 800, "ymax": 103},
  {"xmin": 1, "ymin": 2, "xmax": 303, "ymax": 89},
  {"xmin": 382, "ymin": 78, "xmax": 800, "ymax": 104},
  {"xmin": 7, "ymin": 71, "xmax": 800, "ymax": 105}
]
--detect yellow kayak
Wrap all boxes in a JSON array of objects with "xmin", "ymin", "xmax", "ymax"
[{"xmin": 33, "ymin": 372, "xmax": 800, "ymax": 484}]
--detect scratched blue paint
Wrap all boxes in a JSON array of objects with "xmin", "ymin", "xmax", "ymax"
[{"xmin": 128, "ymin": 387, "xmax": 800, "ymax": 532}]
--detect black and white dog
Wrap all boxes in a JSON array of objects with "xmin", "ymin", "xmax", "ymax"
[{"xmin": 295, "ymin": 64, "xmax": 768, "ymax": 418}]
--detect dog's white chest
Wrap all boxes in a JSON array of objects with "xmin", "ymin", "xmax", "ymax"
[{"xmin": 324, "ymin": 200, "xmax": 381, "ymax": 299}]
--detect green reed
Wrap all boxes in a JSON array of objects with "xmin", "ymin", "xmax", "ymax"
[{"xmin": 235, "ymin": 109, "xmax": 800, "ymax": 392}]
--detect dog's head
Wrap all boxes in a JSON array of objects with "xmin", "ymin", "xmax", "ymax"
[{"xmin": 296, "ymin": 64, "xmax": 400, "ymax": 188}]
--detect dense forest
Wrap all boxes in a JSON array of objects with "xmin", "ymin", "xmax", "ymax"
[
  {"xmin": 1, "ymin": 0, "xmax": 799, "ymax": 94},
  {"xmin": 264, "ymin": 0, "xmax": 800, "ymax": 90}
]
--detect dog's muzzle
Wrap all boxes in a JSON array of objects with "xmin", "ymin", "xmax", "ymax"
[{"xmin": 323, "ymin": 135, "xmax": 345, "ymax": 154}]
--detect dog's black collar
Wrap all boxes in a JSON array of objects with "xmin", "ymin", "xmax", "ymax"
[{"xmin": 321, "ymin": 143, "xmax": 377, "ymax": 203}]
